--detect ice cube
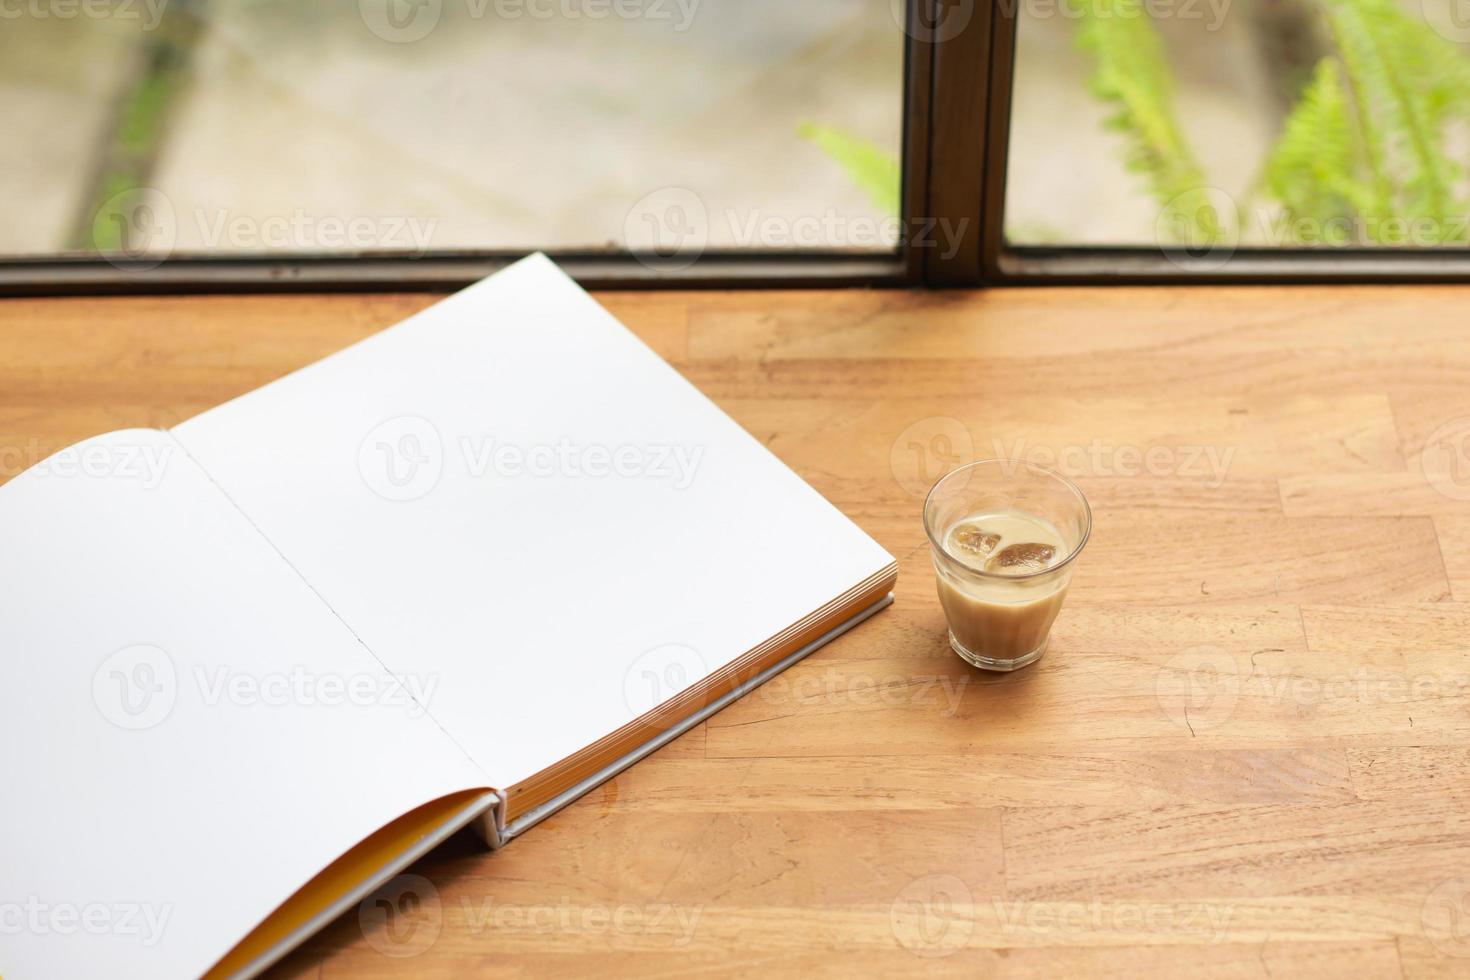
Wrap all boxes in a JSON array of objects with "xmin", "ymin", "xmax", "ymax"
[
  {"xmin": 950, "ymin": 522, "xmax": 1001, "ymax": 559},
  {"xmin": 985, "ymin": 542, "xmax": 1057, "ymax": 575}
]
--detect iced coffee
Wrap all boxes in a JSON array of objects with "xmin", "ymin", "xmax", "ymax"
[{"xmin": 924, "ymin": 462, "xmax": 1091, "ymax": 671}]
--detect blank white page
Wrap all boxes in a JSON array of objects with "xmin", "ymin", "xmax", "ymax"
[
  {"xmin": 0, "ymin": 430, "xmax": 488, "ymax": 979},
  {"xmin": 173, "ymin": 254, "xmax": 894, "ymax": 791}
]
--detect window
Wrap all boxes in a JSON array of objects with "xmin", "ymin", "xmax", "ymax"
[
  {"xmin": 2, "ymin": 0, "xmax": 904, "ymax": 285},
  {"xmin": 995, "ymin": 0, "xmax": 1470, "ymax": 279},
  {"xmin": 7, "ymin": 0, "xmax": 1470, "ymax": 291}
]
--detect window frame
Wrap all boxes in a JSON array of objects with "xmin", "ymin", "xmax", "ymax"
[{"xmin": 5, "ymin": 0, "xmax": 1470, "ymax": 295}]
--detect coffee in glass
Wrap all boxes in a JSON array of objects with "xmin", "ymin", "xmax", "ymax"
[{"xmin": 924, "ymin": 461, "xmax": 1091, "ymax": 671}]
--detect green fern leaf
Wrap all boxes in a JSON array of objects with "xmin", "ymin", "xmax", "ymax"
[
  {"xmin": 1264, "ymin": 58, "xmax": 1374, "ymax": 243},
  {"xmin": 798, "ymin": 123, "xmax": 901, "ymax": 216},
  {"xmin": 1068, "ymin": 0, "xmax": 1224, "ymax": 243},
  {"xmin": 1324, "ymin": 0, "xmax": 1470, "ymax": 240}
]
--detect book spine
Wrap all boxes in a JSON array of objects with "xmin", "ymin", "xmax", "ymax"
[
  {"xmin": 475, "ymin": 787, "xmax": 510, "ymax": 849},
  {"xmin": 495, "ymin": 592, "xmax": 895, "ymax": 845}
]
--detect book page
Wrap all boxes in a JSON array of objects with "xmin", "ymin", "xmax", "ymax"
[
  {"xmin": 0, "ymin": 430, "xmax": 489, "ymax": 979},
  {"xmin": 172, "ymin": 254, "xmax": 895, "ymax": 793}
]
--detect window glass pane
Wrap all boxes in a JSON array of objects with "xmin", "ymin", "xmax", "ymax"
[
  {"xmin": 2, "ymin": 0, "xmax": 903, "ymax": 260},
  {"xmin": 1006, "ymin": 0, "xmax": 1470, "ymax": 251}
]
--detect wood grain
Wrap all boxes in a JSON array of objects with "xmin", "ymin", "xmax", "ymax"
[{"xmin": 4, "ymin": 285, "xmax": 1470, "ymax": 978}]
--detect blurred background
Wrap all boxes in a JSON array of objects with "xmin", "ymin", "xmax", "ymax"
[
  {"xmin": 1, "ymin": 0, "xmax": 903, "ymax": 256},
  {"xmin": 5, "ymin": 0, "xmax": 1470, "ymax": 258},
  {"xmin": 1008, "ymin": 0, "xmax": 1470, "ymax": 248}
]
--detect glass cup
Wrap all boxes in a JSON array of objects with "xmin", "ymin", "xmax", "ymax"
[{"xmin": 923, "ymin": 460, "xmax": 1092, "ymax": 671}]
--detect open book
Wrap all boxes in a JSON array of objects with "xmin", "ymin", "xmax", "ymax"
[{"xmin": 0, "ymin": 254, "xmax": 897, "ymax": 978}]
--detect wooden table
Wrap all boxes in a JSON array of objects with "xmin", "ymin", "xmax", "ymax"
[{"xmin": 5, "ymin": 285, "xmax": 1469, "ymax": 978}]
